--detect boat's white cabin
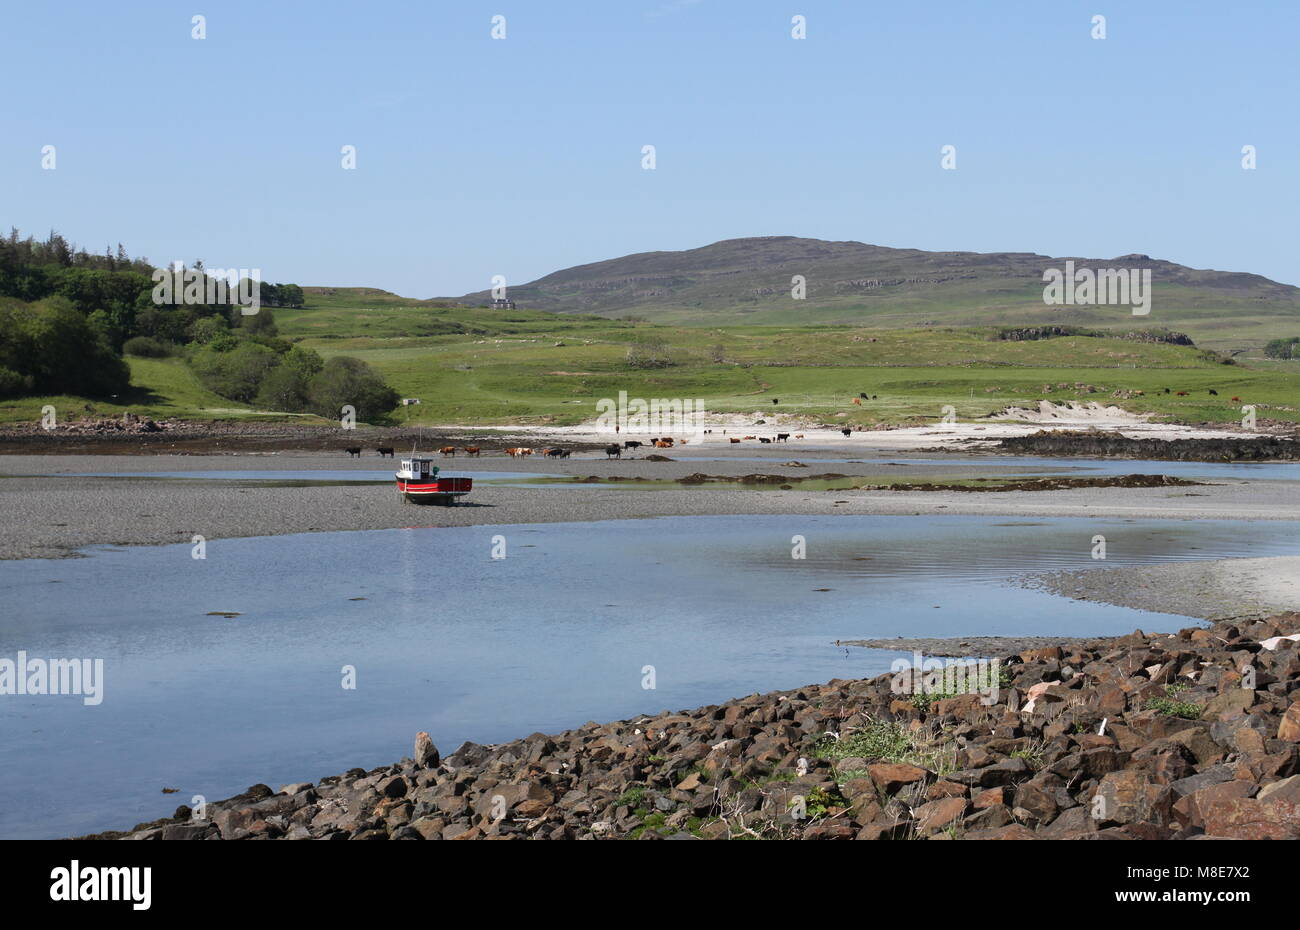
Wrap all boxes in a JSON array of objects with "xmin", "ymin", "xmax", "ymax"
[{"xmin": 397, "ymin": 457, "xmax": 438, "ymax": 478}]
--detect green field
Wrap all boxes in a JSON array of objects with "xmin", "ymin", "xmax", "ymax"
[{"xmin": 5, "ymin": 292, "xmax": 1299, "ymax": 428}]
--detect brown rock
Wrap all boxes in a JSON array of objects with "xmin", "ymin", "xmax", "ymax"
[
  {"xmin": 915, "ymin": 797, "xmax": 967, "ymax": 834},
  {"xmin": 1094, "ymin": 770, "xmax": 1174, "ymax": 826},
  {"xmin": 1200, "ymin": 689, "xmax": 1255, "ymax": 720},
  {"xmin": 1279, "ymin": 702, "xmax": 1300, "ymax": 742},
  {"xmin": 1202, "ymin": 798, "xmax": 1300, "ymax": 839},
  {"xmin": 867, "ymin": 763, "xmax": 928, "ymax": 795}
]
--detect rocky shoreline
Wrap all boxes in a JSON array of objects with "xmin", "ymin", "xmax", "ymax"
[{"xmin": 86, "ymin": 614, "xmax": 1300, "ymax": 840}]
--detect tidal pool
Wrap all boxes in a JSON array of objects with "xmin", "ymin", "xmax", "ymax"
[{"xmin": 2, "ymin": 514, "xmax": 1298, "ymax": 838}]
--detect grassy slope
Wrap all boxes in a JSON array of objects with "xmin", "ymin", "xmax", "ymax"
[{"xmin": 5, "ymin": 294, "xmax": 1298, "ymax": 428}]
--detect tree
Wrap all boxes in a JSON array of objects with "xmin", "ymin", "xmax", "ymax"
[
  {"xmin": 190, "ymin": 341, "xmax": 280, "ymax": 402},
  {"xmin": 0, "ymin": 296, "xmax": 129, "ymax": 396},
  {"xmin": 307, "ymin": 356, "xmax": 399, "ymax": 422},
  {"xmin": 254, "ymin": 363, "xmax": 311, "ymax": 411}
]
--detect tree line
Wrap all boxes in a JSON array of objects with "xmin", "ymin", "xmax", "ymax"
[{"xmin": 0, "ymin": 228, "xmax": 397, "ymax": 421}]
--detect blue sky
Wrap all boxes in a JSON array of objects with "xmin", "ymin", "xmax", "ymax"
[{"xmin": 2, "ymin": 0, "xmax": 1296, "ymax": 296}]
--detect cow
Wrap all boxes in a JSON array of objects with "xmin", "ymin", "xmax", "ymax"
[
  {"xmin": 678, "ymin": 439, "xmax": 688, "ymax": 445},
  {"xmin": 794, "ymin": 433, "xmax": 804, "ymax": 439},
  {"xmin": 776, "ymin": 433, "xmax": 790, "ymax": 442},
  {"xmin": 659, "ymin": 437, "xmax": 674, "ymax": 446},
  {"xmin": 505, "ymin": 447, "xmax": 532, "ymax": 457},
  {"xmin": 853, "ymin": 397, "xmax": 862, "ymax": 406},
  {"xmin": 1163, "ymin": 388, "xmax": 1171, "ymax": 394},
  {"xmin": 605, "ymin": 444, "xmax": 622, "ymax": 459},
  {"xmin": 1174, "ymin": 391, "xmax": 1188, "ymax": 397},
  {"xmin": 729, "ymin": 437, "xmax": 741, "ymax": 443},
  {"xmin": 742, "ymin": 435, "xmax": 756, "ymax": 440},
  {"xmin": 377, "ymin": 447, "xmax": 395, "ymax": 457},
  {"xmin": 1208, "ymin": 389, "xmax": 1218, "ymax": 396},
  {"xmin": 462, "ymin": 446, "xmax": 481, "ymax": 456},
  {"xmin": 623, "ymin": 441, "xmax": 643, "ymax": 449},
  {"xmin": 654, "ymin": 440, "xmax": 672, "ymax": 448},
  {"xmin": 841, "ymin": 428, "xmax": 852, "ymax": 437},
  {"xmin": 772, "ymin": 398, "xmax": 779, "ymax": 405},
  {"xmin": 439, "ymin": 446, "xmax": 457, "ymax": 456},
  {"xmin": 1231, "ymin": 396, "xmax": 1241, "ymax": 403},
  {"xmin": 859, "ymin": 392, "xmax": 869, "ymax": 399},
  {"xmin": 345, "ymin": 447, "xmax": 361, "ymax": 457},
  {"xmin": 519, "ymin": 448, "xmax": 533, "ymax": 456}
]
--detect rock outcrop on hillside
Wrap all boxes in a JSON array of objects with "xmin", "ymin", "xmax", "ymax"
[{"xmin": 87, "ymin": 614, "xmax": 1300, "ymax": 840}]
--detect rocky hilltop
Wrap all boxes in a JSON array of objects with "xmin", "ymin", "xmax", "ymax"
[
  {"xmin": 90, "ymin": 614, "xmax": 1300, "ymax": 840},
  {"xmin": 451, "ymin": 237, "xmax": 1300, "ymax": 348}
]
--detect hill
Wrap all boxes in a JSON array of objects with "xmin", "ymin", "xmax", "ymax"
[{"xmin": 453, "ymin": 237, "xmax": 1300, "ymax": 352}]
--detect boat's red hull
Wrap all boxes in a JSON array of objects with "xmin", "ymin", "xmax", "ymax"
[{"xmin": 396, "ymin": 476, "xmax": 472, "ymax": 504}]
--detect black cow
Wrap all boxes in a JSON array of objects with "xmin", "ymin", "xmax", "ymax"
[
  {"xmin": 859, "ymin": 392, "xmax": 869, "ymax": 399},
  {"xmin": 623, "ymin": 440, "xmax": 643, "ymax": 449},
  {"xmin": 772, "ymin": 398, "xmax": 779, "ymax": 405},
  {"xmin": 377, "ymin": 447, "xmax": 395, "ymax": 457},
  {"xmin": 345, "ymin": 447, "xmax": 361, "ymax": 457},
  {"xmin": 776, "ymin": 433, "xmax": 790, "ymax": 442},
  {"xmin": 1208, "ymin": 389, "xmax": 1218, "ymax": 396},
  {"xmin": 605, "ymin": 444, "xmax": 621, "ymax": 459},
  {"xmin": 841, "ymin": 428, "xmax": 852, "ymax": 437},
  {"xmin": 546, "ymin": 448, "xmax": 567, "ymax": 458},
  {"xmin": 759, "ymin": 437, "xmax": 772, "ymax": 443}
]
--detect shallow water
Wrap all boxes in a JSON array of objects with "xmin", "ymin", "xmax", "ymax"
[{"xmin": 2, "ymin": 514, "xmax": 1299, "ymax": 838}]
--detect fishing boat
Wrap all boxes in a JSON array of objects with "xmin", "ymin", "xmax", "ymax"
[{"xmin": 395, "ymin": 456, "xmax": 472, "ymax": 505}]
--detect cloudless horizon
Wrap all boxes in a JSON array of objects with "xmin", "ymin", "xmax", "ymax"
[{"xmin": 2, "ymin": 0, "xmax": 1297, "ymax": 298}]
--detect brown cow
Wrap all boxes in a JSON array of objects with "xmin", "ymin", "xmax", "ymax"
[
  {"xmin": 439, "ymin": 446, "xmax": 457, "ymax": 456},
  {"xmin": 794, "ymin": 433, "xmax": 805, "ymax": 439},
  {"xmin": 462, "ymin": 446, "xmax": 481, "ymax": 456},
  {"xmin": 654, "ymin": 440, "xmax": 672, "ymax": 448},
  {"xmin": 729, "ymin": 437, "xmax": 741, "ymax": 443},
  {"xmin": 1231, "ymin": 396, "xmax": 1241, "ymax": 402}
]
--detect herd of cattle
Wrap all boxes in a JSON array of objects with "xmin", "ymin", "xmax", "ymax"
[{"xmin": 342, "ymin": 431, "xmax": 830, "ymax": 460}]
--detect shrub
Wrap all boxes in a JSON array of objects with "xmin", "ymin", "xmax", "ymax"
[
  {"xmin": 122, "ymin": 336, "xmax": 171, "ymax": 358},
  {"xmin": 190, "ymin": 341, "xmax": 280, "ymax": 403},
  {"xmin": 306, "ymin": 356, "xmax": 399, "ymax": 422}
]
